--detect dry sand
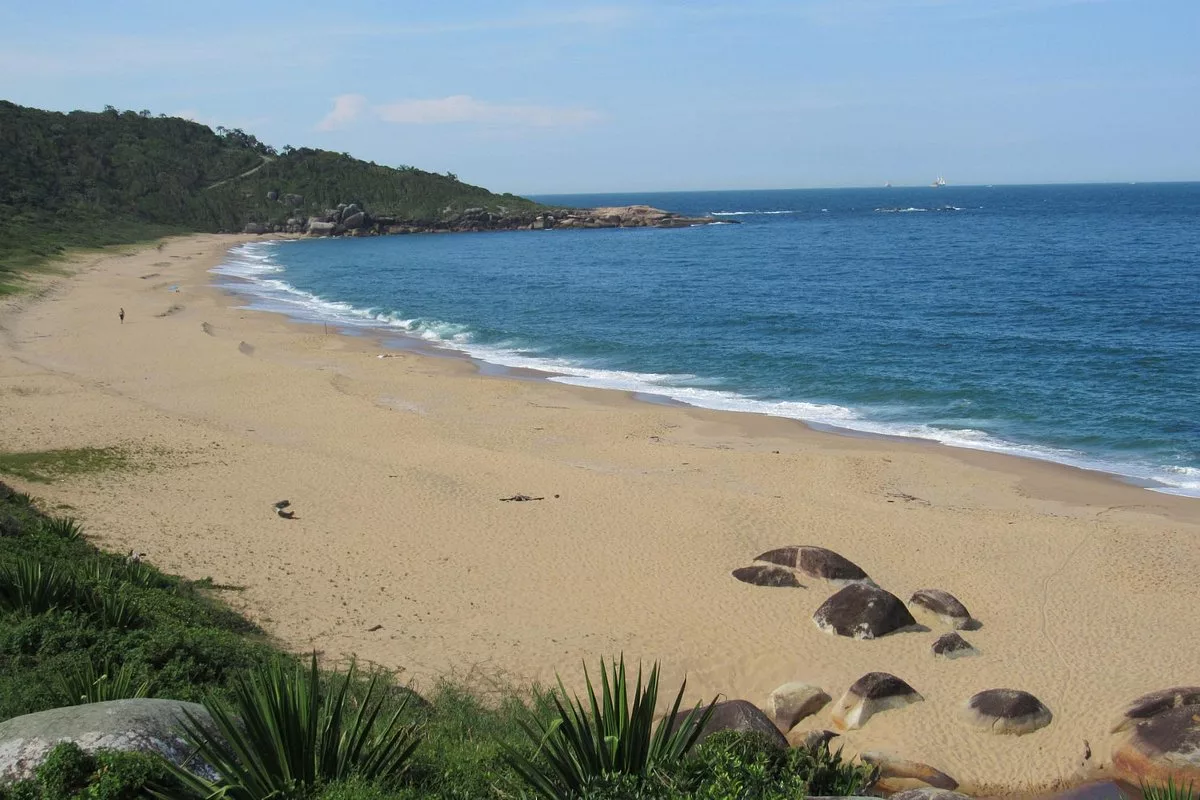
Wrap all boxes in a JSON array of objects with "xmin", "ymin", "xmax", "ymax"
[{"xmin": 1, "ymin": 235, "xmax": 1198, "ymax": 795}]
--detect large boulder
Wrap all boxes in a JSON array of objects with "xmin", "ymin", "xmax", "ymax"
[
  {"xmin": 832, "ymin": 672, "xmax": 923, "ymax": 730},
  {"xmin": 307, "ymin": 219, "xmax": 337, "ymax": 236},
  {"xmin": 962, "ymin": 689, "xmax": 1052, "ymax": 735},
  {"xmin": 670, "ymin": 699, "xmax": 787, "ymax": 749},
  {"xmin": 342, "ymin": 211, "xmax": 366, "ymax": 229},
  {"xmin": 755, "ymin": 546, "xmax": 869, "ymax": 583},
  {"xmin": 731, "ymin": 564, "xmax": 803, "ymax": 588},
  {"xmin": 813, "ymin": 584, "xmax": 917, "ymax": 639},
  {"xmin": 1113, "ymin": 705, "xmax": 1200, "ymax": 786},
  {"xmin": 0, "ymin": 699, "xmax": 221, "ymax": 784},
  {"xmin": 243, "ymin": 222, "xmax": 266, "ymax": 235},
  {"xmin": 765, "ymin": 683, "xmax": 831, "ymax": 732},
  {"xmin": 1111, "ymin": 687, "xmax": 1200, "ymax": 733},
  {"xmin": 909, "ymin": 589, "xmax": 974, "ymax": 630}
]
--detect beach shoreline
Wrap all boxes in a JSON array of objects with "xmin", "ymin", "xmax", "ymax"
[{"xmin": 2, "ymin": 234, "xmax": 1198, "ymax": 795}]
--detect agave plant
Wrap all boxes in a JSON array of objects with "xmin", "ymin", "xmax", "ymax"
[
  {"xmin": 1144, "ymin": 778, "xmax": 1197, "ymax": 800},
  {"xmin": 158, "ymin": 653, "xmax": 422, "ymax": 800},
  {"xmin": 88, "ymin": 588, "xmax": 144, "ymax": 629},
  {"xmin": 504, "ymin": 656, "xmax": 715, "ymax": 798},
  {"xmin": 0, "ymin": 556, "xmax": 81, "ymax": 614},
  {"xmin": 43, "ymin": 515, "xmax": 85, "ymax": 541},
  {"xmin": 55, "ymin": 659, "xmax": 151, "ymax": 704}
]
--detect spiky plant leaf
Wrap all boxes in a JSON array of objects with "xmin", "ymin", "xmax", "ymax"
[
  {"xmin": 503, "ymin": 655, "xmax": 714, "ymax": 798},
  {"xmin": 154, "ymin": 652, "xmax": 421, "ymax": 800}
]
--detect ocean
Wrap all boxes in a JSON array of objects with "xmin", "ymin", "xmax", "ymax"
[{"xmin": 213, "ymin": 183, "xmax": 1200, "ymax": 497}]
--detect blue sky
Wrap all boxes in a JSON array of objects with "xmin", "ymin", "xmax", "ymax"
[{"xmin": 2, "ymin": 0, "xmax": 1197, "ymax": 193}]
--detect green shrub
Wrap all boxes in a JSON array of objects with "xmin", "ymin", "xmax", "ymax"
[
  {"xmin": 33, "ymin": 742, "xmax": 94, "ymax": 799},
  {"xmin": 668, "ymin": 730, "xmax": 876, "ymax": 799},
  {"xmin": 504, "ymin": 656, "xmax": 715, "ymax": 799},
  {"xmin": 160, "ymin": 653, "xmax": 422, "ymax": 799},
  {"xmin": 0, "ymin": 742, "xmax": 177, "ymax": 800}
]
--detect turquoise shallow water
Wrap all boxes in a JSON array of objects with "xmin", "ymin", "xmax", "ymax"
[{"xmin": 213, "ymin": 183, "xmax": 1200, "ymax": 496}]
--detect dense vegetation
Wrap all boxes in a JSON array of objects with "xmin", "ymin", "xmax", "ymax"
[
  {"xmin": 0, "ymin": 480, "xmax": 878, "ymax": 799},
  {"xmin": 0, "ymin": 100, "xmax": 543, "ymax": 292}
]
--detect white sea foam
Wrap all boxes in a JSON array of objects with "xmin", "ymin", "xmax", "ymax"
[
  {"xmin": 710, "ymin": 210, "xmax": 801, "ymax": 216},
  {"xmin": 211, "ymin": 241, "xmax": 1200, "ymax": 499}
]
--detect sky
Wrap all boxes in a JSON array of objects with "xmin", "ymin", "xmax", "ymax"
[{"xmin": 1, "ymin": 0, "xmax": 1197, "ymax": 194}]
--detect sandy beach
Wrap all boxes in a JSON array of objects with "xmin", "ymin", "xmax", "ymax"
[{"xmin": 2, "ymin": 234, "xmax": 1198, "ymax": 795}]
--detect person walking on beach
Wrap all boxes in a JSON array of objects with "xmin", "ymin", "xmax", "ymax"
[{"xmin": 119, "ymin": 308, "xmax": 125, "ymax": 324}]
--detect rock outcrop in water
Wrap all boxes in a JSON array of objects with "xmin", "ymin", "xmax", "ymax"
[{"xmin": 247, "ymin": 203, "xmax": 731, "ymax": 237}]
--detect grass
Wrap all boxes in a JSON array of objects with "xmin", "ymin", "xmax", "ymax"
[{"xmin": 0, "ymin": 448, "xmax": 131, "ymax": 484}]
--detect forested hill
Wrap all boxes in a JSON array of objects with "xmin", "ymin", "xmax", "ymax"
[{"xmin": 0, "ymin": 101, "xmax": 545, "ymax": 286}]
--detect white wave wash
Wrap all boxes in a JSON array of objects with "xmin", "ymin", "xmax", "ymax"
[
  {"xmin": 212, "ymin": 242, "xmax": 1200, "ymax": 498},
  {"xmin": 710, "ymin": 210, "xmax": 802, "ymax": 216}
]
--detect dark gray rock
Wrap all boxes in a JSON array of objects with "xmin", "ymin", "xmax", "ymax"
[
  {"xmin": 342, "ymin": 211, "xmax": 366, "ymax": 229},
  {"xmin": 1114, "ymin": 704, "xmax": 1200, "ymax": 785},
  {"xmin": 0, "ymin": 699, "xmax": 221, "ymax": 784},
  {"xmin": 932, "ymin": 632, "xmax": 978, "ymax": 659},
  {"xmin": 755, "ymin": 546, "xmax": 868, "ymax": 583},
  {"xmin": 266, "ymin": 190, "xmax": 279, "ymax": 202},
  {"xmin": 671, "ymin": 699, "xmax": 788, "ymax": 748},
  {"xmin": 243, "ymin": 222, "xmax": 266, "ymax": 234},
  {"xmin": 832, "ymin": 672, "xmax": 923, "ymax": 730},
  {"xmin": 731, "ymin": 564, "xmax": 803, "ymax": 588},
  {"xmin": 962, "ymin": 689, "xmax": 1052, "ymax": 735},
  {"xmin": 1111, "ymin": 686, "xmax": 1200, "ymax": 733},
  {"xmin": 813, "ymin": 583, "xmax": 917, "ymax": 639},
  {"xmin": 282, "ymin": 193, "xmax": 304, "ymax": 206},
  {"xmin": 339, "ymin": 204, "xmax": 361, "ymax": 222},
  {"xmin": 909, "ymin": 589, "xmax": 973, "ymax": 629}
]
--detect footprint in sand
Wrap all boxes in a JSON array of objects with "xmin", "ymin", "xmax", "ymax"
[
  {"xmin": 238, "ymin": 341, "xmax": 255, "ymax": 355},
  {"xmin": 201, "ymin": 322, "xmax": 215, "ymax": 336},
  {"xmin": 155, "ymin": 304, "xmax": 184, "ymax": 318},
  {"xmin": 139, "ymin": 272, "xmax": 161, "ymax": 280}
]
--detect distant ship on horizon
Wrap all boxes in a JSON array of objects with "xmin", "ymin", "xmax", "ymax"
[{"xmin": 931, "ymin": 176, "xmax": 947, "ymax": 187}]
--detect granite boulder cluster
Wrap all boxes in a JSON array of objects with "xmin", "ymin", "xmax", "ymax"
[{"xmin": 241, "ymin": 202, "xmax": 731, "ymax": 237}]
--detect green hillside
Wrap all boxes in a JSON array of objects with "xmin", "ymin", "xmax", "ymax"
[{"xmin": 0, "ymin": 101, "xmax": 545, "ymax": 291}]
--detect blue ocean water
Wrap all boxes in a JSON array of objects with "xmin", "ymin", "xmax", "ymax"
[{"xmin": 214, "ymin": 184, "xmax": 1200, "ymax": 496}]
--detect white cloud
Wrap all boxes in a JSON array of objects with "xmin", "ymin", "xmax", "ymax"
[
  {"xmin": 317, "ymin": 94, "xmax": 368, "ymax": 131},
  {"xmin": 373, "ymin": 95, "xmax": 601, "ymax": 127}
]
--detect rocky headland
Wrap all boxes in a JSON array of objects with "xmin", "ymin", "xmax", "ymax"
[{"xmin": 242, "ymin": 202, "xmax": 732, "ymax": 237}]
